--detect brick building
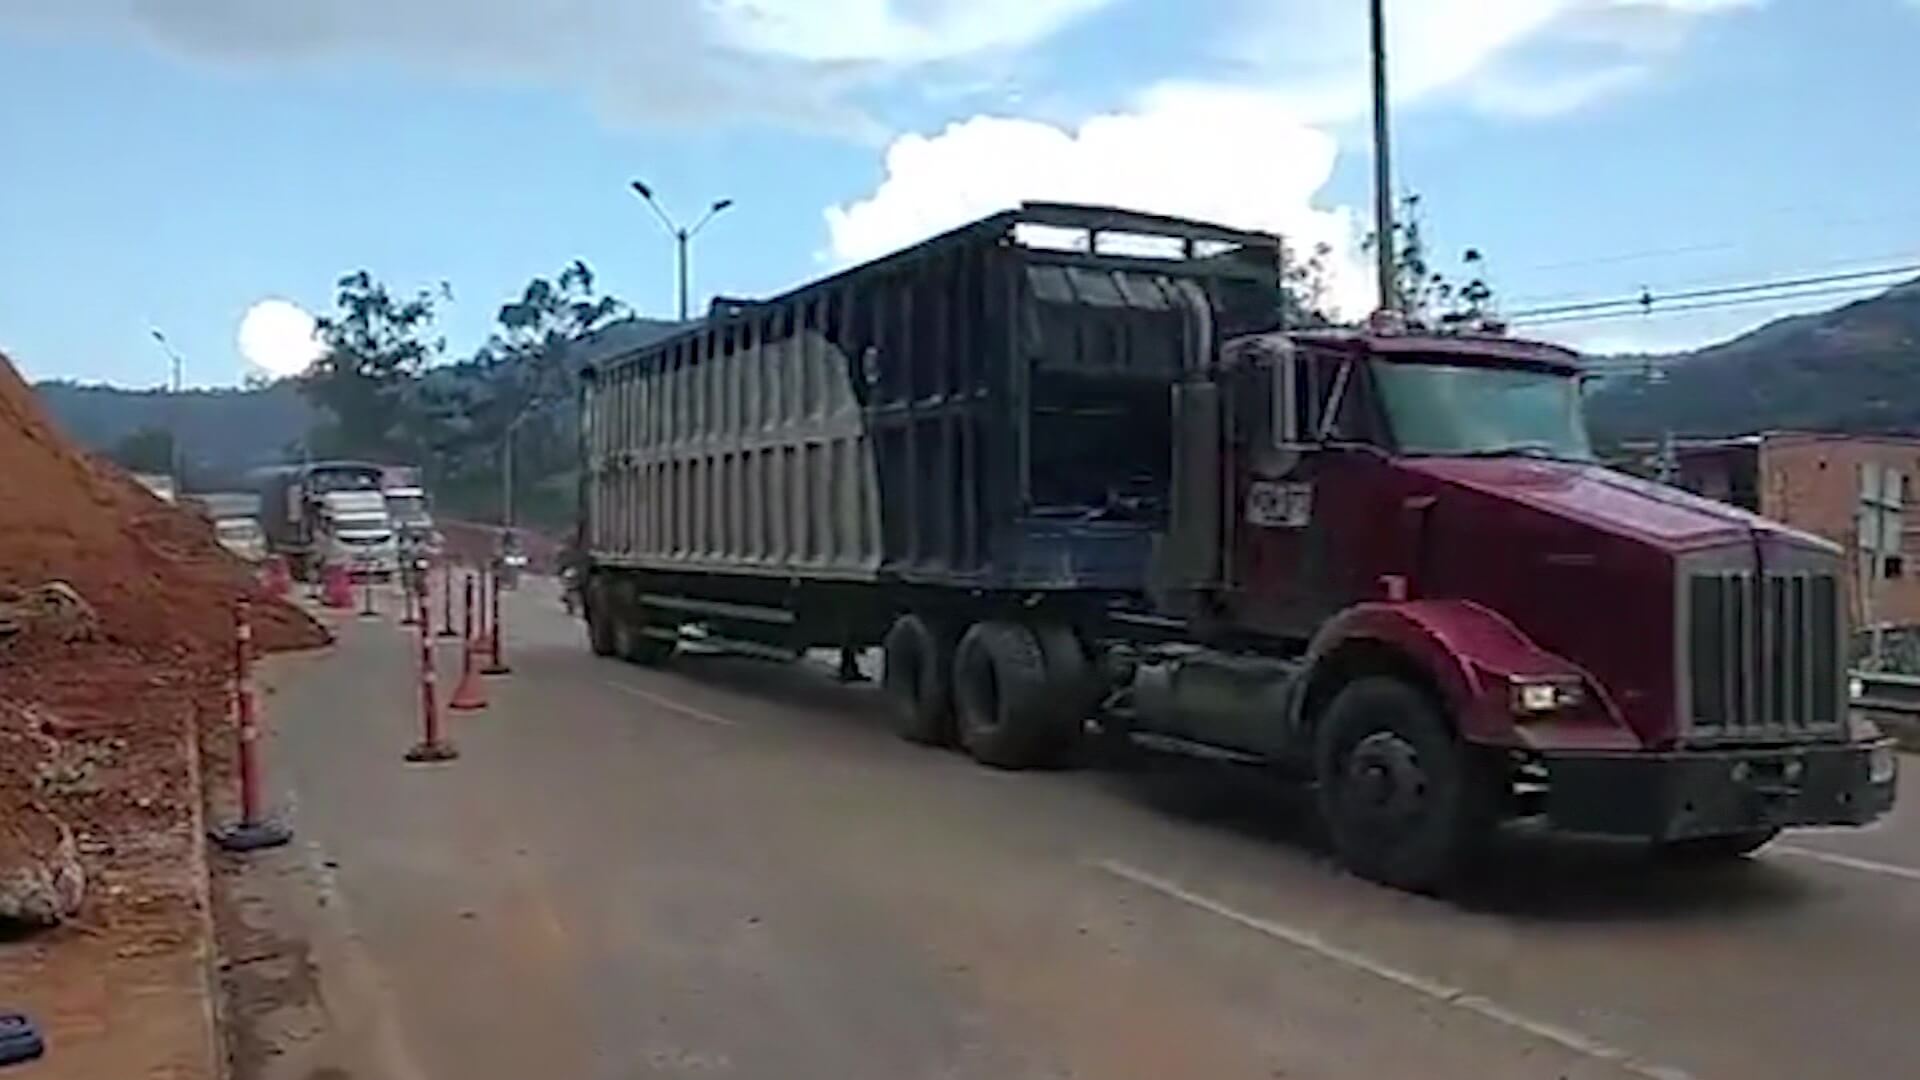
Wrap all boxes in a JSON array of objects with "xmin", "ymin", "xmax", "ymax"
[{"xmin": 1649, "ymin": 432, "xmax": 1920, "ymax": 629}]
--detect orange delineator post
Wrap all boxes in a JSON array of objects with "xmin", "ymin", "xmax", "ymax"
[
  {"xmin": 405, "ymin": 594, "xmax": 459, "ymax": 763},
  {"xmin": 448, "ymin": 574, "xmax": 488, "ymax": 711},
  {"xmin": 437, "ymin": 562, "xmax": 458, "ymax": 639},
  {"xmin": 212, "ymin": 599, "xmax": 292, "ymax": 851},
  {"xmin": 481, "ymin": 567, "xmax": 510, "ymax": 676}
]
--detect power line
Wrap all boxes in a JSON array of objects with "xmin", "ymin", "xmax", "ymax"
[
  {"xmin": 1507, "ymin": 262, "xmax": 1920, "ymax": 322},
  {"xmin": 1514, "ymin": 206, "xmax": 1920, "ymax": 276},
  {"xmin": 1506, "ymin": 246, "xmax": 1920, "ymax": 308},
  {"xmin": 1516, "ymin": 279, "xmax": 1906, "ymax": 329}
]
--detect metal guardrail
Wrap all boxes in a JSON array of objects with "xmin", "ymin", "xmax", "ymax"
[{"xmin": 1852, "ymin": 670, "xmax": 1920, "ymax": 717}]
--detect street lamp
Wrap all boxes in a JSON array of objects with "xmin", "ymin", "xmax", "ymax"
[
  {"xmin": 629, "ymin": 180, "xmax": 734, "ymax": 321},
  {"xmin": 149, "ymin": 328, "xmax": 185, "ymax": 491}
]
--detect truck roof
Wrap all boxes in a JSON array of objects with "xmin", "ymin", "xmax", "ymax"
[
  {"xmin": 1291, "ymin": 328, "xmax": 1582, "ymax": 372},
  {"xmin": 584, "ymin": 202, "xmax": 1286, "ymax": 378}
]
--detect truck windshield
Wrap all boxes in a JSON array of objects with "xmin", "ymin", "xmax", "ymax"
[{"xmin": 1372, "ymin": 361, "xmax": 1594, "ymax": 462}]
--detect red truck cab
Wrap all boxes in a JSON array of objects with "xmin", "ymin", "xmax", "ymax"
[{"xmin": 1135, "ymin": 325, "xmax": 1896, "ymax": 887}]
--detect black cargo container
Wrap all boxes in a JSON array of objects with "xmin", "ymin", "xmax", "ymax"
[{"xmin": 578, "ymin": 203, "xmax": 1286, "ymax": 657}]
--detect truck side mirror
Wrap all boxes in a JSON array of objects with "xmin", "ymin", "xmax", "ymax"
[{"xmin": 1273, "ymin": 344, "xmax": 1300, "ymax": 446}]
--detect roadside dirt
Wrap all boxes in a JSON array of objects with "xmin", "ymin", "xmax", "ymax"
[{"xmin": 0, "ymin": 349, "xmax": 331, "ymax": 1076}]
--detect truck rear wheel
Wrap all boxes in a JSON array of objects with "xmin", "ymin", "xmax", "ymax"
[
  {"xmin": 1032, "ymin": 623, "xmax": 1097, "ymax": 762},
  {"xmin": 1314, "ymin": 676, "xmax": 1492, "ymax": 892},
  {"xmin": 953, "ymin": 621, "xmax": 1060, "ymax": 769},
  {"xmin": 613, "ymin": 593, "xmax": 673, "ymax": 666},
  {"xmin": 882, "ymin": 614, "xmax": 957, "ymax": 746},
  {"xmin": 585, "ymin": 578, "xmax": 617, "ymax": 657}
]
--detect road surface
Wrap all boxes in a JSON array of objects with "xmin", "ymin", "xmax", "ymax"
[{"xmin": 223, "ymin": 578, "xmax": 1920, "ymax": 1080}]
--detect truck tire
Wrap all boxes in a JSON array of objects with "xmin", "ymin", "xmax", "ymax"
[
  {"xmin": 613, "ymin": 597, "xmax": 674, "ymax": 667},
  {"xmin": 585, "ymin": 578, "xmax": 617, "ymax": 657},
  {"xmin": 1314, "ymin": 676, "xmax": 1493, "ymax": 892},
  {"xmin": 882, "ymin": 614, "xmax": 956, "ymax": 746},
  {"xmin": 953, "ymin": 621, "xmax": 1058, "ymax": 769},
  {"xmin": 1655, "ymin": 828, "xmax": 1780, "ymax": 863},
  {"xmin": 1032, "ymin": 623, "xmax": 1098, "ymax": 764}
]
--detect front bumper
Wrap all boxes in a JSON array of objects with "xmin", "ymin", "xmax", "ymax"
[{"xmin": 1543, "ymin": 740, "xmax": 1897, "ymax": 840}]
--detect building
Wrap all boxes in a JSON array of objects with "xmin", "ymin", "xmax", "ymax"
[{"xmin": 1629, "ymin": 432, "xmax": 1920, "ymax": 629}]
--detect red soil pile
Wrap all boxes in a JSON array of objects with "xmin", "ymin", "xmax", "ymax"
[
  {"xmin": 0, "ymin": 349, "xmax": 327, "ymax": 925},
  {"xmin": 0, "ymin": 352, "xmax": 325, "ymax": 659}
]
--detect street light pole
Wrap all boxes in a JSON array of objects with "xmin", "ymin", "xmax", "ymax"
[
  {"xmin": 1369, "ymin": 0, "xmax": 1398, "ymax": 315},
  {"xmin": 149, "ymin": 328, "xmax": 185, "ymax": 490},
  {"xmin": 629, "ymin": 180, "xmax": 734, "ymax": 322}
]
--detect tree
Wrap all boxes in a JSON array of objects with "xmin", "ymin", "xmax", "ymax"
[
  {"xmin": 414, "ymin": 261, "xmax": 629, "ymax": 525},
  {"xmin": 107, "ymin": 426, "xmax": 174, "ymax": 474},
  {"xmin": 302, "ymin": 271, "xmax": 447, "ymax": 460},
  {"xmin": 1362, "ymin": 192, "xmax": 1500, "ymax": 328},
  {"xmin": 1282, "ymin": 241, "xmax": 1338, "ymax": 327}
]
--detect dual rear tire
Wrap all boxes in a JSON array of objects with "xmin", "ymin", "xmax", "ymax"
[
  {"xmin": 585, "ymin": 576, "xmax": 672, "ymax": 666},
  {"xmin": 883, "ymin": 614, "xmax": 1093, "ymax": 770}
]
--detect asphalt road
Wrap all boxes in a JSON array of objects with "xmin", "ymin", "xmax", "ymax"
[{"xmin": 234, "ymin": 578, "xmax": 1920, "ymax": 1080}]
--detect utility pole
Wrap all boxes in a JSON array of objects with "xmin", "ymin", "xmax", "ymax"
[
  {"xmin": 629, "ymin": 180, "xmax": 735, "ymax": 322},
  {"xmin": 501, "ymin": 404, "xmax": 545, "ymax": 531},
  {"xmin": 1369, "ymin": 0, "xmax": 1398, "ymax": 315}
]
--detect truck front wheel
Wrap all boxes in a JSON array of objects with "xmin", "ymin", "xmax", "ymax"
[{"xmin": 1314, "ymin": 676, "xmax": 1493, "ymax": 892}]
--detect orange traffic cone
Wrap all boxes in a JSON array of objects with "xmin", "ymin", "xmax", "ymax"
[
  {"xmin": 447, "ymin": 632, "xmax": 489, "ymax": 711},
  {"xmin": 257, "ymin": 557, "xmax": 291, "ymax": 601},
  {"xmin": 322, "ymin": 565, "xmax": 353, "ymax": 609}
]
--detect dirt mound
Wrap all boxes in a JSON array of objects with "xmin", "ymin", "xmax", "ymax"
[
  {"xmin": 0, "ymin": 353, "xmax": 325, "ymax": 658},
  {"xmin": 0, "ymin": 349, "xmax": 328, "ymax": 927}
]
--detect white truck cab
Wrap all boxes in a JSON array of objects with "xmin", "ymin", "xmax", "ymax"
[{"xmin": 319, "ymin": 490, "xmax": 399, "ymax": 579}]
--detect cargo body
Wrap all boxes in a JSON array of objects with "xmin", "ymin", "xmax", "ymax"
[
  {"xmin": 583, "ymin": 203, "xmax": 1280, "ymax": 599},
  {"xmin": 578, "ymin": 204, "xmax": 1893, "ymax": 892}
]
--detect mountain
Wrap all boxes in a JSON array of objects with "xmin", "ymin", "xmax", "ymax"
[
  {"xmin": 34, "ymin": 316, "xmax": 680, "ymax": 468},
  {"xmin": 1584, "ymin": 278, "xmax": 1920, "ymax": 444},
  {"xmin": 34, "ymin": 378, "xmax": 320, "ymax": 478}
]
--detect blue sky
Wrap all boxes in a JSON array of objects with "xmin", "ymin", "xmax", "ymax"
[{"xmin": 2, "ymin": 0, "xmax": 1918, "ymax": 387}]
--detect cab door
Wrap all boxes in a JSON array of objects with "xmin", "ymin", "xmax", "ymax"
[{"xmin": 1228, "ymin": 343, "xmax": 1399, "ymax": 640}]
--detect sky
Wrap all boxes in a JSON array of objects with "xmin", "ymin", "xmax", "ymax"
[{"xmin": 3, "ymin": 0, "xmax": 1920, "ymax": 387}]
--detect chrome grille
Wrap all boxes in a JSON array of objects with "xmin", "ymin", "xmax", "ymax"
[{"xmin": 1685, "ymin": 571, "xmax": 1840, "ymax": 740}]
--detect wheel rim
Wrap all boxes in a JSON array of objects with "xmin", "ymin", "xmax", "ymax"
[{"xmin": 1337, "ymin": 731, "xmax": 1432, "ymax": 840}]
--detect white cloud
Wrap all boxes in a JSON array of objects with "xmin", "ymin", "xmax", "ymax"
[
  {"xmin": 824, "ymin": 85, "xmax": 1372, "ymax": 312},
  {"xmin": 1227, "ymin": 0, "xmax": 1762, "ymax": 121},
  {"xmin": 237, "ymin": 298, "xmax": 325, "ymax": 378},
  {"xmin": 705, "ymin": 0, "xmax": 1112, "ymax": 64},
  {"xmin": 0, "ymin": 0, "xmax": 1114, "ymax": 133}
]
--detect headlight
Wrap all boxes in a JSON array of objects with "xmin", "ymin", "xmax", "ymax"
[
  {"xmin": 1510, "ymin": 677, "xmax": 1584, "ymax": 716},
  {"xmin": 1849, "ymin": 676, "xmax": 1867, "ymax": 701},
  {"xmin": 1870, "ymin": 745, "xmax": 1898, "ymax": 786}
]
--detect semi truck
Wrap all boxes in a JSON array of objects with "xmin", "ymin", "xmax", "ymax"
[
  {"xmin": 575, "ymin": 203, "xmax": 1896, "ymax": 890},
  {"xmin": 316, "ymin": 489, "xmax": 399, "ymax": 579},
  {"xmin": 379, "ymin": 466, "xmax": 440, "ymax": 559},
  {"xmin": 251, "ymin": 460, "xmax": 390, "ymax": 580}
]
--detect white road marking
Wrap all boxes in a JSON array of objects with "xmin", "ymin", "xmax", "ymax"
[
  {"xmin": 604, "ymin": 680, "xmax": 741, "ymax": 728},
  {"xmin": 1773, "ymin": 844, "xmax": 1920, "ymax": 882},
  {"xmin": 1093, "ymin": 859, "xmax": 1696, "ymax": 1080}
]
